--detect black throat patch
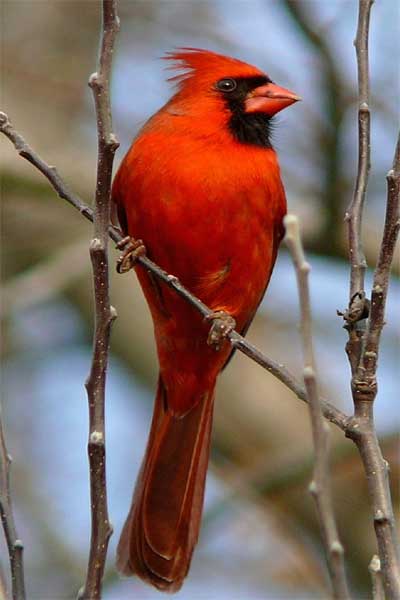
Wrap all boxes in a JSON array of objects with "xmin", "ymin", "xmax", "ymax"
[
  {"xmin": 218, "ymin": 76, "xmax": 274, "ymax": 149},
  {"xmin": 229, "ymin": 111, "xmax": 274, "ymax": 149}
]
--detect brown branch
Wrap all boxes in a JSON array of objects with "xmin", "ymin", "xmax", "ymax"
[
  {"xmin": 345, "ymin": 133, "xmax": 400, "ymax": 599},
  {"xmin": 0, "ymin": 116, "xmax": 94, "ymax": 225},
  {"xmin": 345, "ymin": 0, "xmax": 372, "ymax": 302},
  {"xmin": 340, "ymin": 2, "xmax": 400, "ymax": 597},
  {"xmin": 343, "ymin": 0, "xmax": 373, "ymax": 374},
  {"xmin": 0, "ymin": 404, "xmax": 26, "ymax": 600},
  {"xmin": 362, "ymin": 134, "xmax": 400, "ymax": 380},
  {"xmin": 0, "ymin": 111, "xmax": 350, "ymax": 434},
  {"xmin": 284, "ymin": 215, "xmax": 350, "ymax": 600},
  {"xmin": 78, "ymin": 1, "xmax": 120, "ymax": 599},
  {"xmin": 369, "ymin": 555, "xmax": 385, "ymax": 600}
]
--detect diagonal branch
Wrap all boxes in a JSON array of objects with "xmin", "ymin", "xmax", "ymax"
[
  {"xmin": 362, "ymin": 134, "xmax": 400, "ymax": 378},
  {"xmin": 78, "ymin": 1, "xmax": 120, "ymax": 599},
  {"xmin": 0, "ymin": 403, "xmax": 26, "ymax": 600},
  {"xmin": 0, "ymin": 110, "xmax": 350, "ymax": 434},
  {"xmin": 284, "ymin": 215, "xmax": 350, "ymax": 600}
]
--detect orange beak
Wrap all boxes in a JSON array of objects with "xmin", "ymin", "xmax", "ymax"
[{"xmin": 245, "ymin": 82, "xmax": 301, "ymax": 116}]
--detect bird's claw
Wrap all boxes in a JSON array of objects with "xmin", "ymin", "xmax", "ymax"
[
  {"xmin": 116, "ymin": 236, "xmax": 146, "ymax": 274},
  {"xmin": 205, "ymin": 311, "xmax": 236, "ymax": 351}
]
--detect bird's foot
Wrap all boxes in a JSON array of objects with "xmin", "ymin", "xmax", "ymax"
[
  {"xmin": 205, "ymin": 311, "xmax": 236, "ymax": 351},
  {"xmin": 116, "ymin": 236, "xmax": 146, "ymax": 274}
]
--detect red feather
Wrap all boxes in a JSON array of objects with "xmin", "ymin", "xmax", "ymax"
[{"xmin": 112, "ymin": 48, "xmax": 298, "ymax": 592}]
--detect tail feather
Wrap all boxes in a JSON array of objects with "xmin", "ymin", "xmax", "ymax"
[{"xmin": 117, "ymin": 376, "xmax": 215, "ymax": 592}]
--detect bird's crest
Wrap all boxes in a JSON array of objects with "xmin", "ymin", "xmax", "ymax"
[{"xmin": 163, "ymin": 48, "xmax": 264, "ymax": 89}]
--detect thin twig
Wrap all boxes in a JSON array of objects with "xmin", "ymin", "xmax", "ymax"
[
  {"xmin": 362, "ymin": 134, "xmax": 400, "ymax": 380},
  {"xmin": 369, "ymin": 555, "xmax": 385, "ymax": 600},
  {"xmin": 78, "ymin": 1, "xmax": 120, "ymax": 599},
  {"xmin": 345, "ymin": 0, "xmax": 372, "ymax": 300},
  {"xmin": 0, "ymin": 404, "xmax": 26, "ymax": 600},
  {"xmin": 284, "ymin": 215, "xmax": 350, "ymax": 600},
  {"xmin": 0, "ymin": 115, "xmax": 94, "ymax": 225},
  {"xmin": 341, "ymin": 1, "xmax": 400, "ymax": 597},
  {"xmin": 0, "ymin": 112, "xmax": 350, "ymax": 433},
  {"xmin": 342, "ymin": 0, "xmax": 374, "ymax": 375}
]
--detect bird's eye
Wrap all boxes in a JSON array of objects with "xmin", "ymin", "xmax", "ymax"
[{"xmin": 216, "ymin": 78, "xmax": 237, "ymax": 93}]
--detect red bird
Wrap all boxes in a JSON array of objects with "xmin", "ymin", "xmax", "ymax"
[{"xmin": 112, "ymin": 48, "xmax": 299, "ymax": 592}]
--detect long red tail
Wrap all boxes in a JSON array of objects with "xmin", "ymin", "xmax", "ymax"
[{"xmin": 116, "ymin": 377, "xmax": 215, "ymax": 592}]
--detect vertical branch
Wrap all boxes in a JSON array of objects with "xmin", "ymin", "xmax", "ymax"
[
  {"xmin": 343, "ymin": 0, "xmax": 373, "ymax": 377},
  {"xmin": 78, "ymin": 1, "xmax": 120, "ymax": 599},
  {"xmin": 345, "ymin": 134, "xmax": 400, "ymax": 599},
  {"xmin": 0, "ymin": 406, "xmax": 25, "ymax": 600},
  {"xmin": 284, "ymin": 215, "xmax": 350, "ymax": 600},
  {"xmin": 341, "ymin": 1, "xmax": 400, "ymax": 597},
  {"xmin": 345, "ymin": 0, "xmax": 373, "ymax": 302},
  {"xmin": 369, "ymin": 555, "xmax": 385, "ymax": 600}
]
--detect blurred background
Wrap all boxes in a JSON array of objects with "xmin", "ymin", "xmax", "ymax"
[{"xmin": 1, "ymin": 1, "xmax": 399, "ymax": 598}]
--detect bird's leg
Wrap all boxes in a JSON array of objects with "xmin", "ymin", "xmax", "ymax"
[
  {"xmin": 205, "ymin": 311, "xmax": 236, "ymax": 351},
  {"xmin": 116, "ymin": 236, "xmax": 146, "ymax": 274}
]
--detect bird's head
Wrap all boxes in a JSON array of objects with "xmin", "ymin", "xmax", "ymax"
[{"xmin": 164, "ymin": 48, "xmax": 300, "ymax": 148}]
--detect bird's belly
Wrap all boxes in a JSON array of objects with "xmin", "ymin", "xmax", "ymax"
[{"xmin": 130, "ymin": 188, "xmax": 277, "ymax": 333}]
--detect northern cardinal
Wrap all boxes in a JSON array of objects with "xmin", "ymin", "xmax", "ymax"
[{"xmin": 112, "ymin": 48, "xmax": 299, "ymax": 592}]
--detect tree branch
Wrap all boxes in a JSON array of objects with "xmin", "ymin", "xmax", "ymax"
[
  {"xmin": 345, "ymin": 133, "xmax": 400, "ymax": 599},
  {"xmin": 362, "ymin": 134, "xmax": 400, "ymax": 381},
  {"xmin": 341, "ymin": 1, "xmax": 400, "ymax": 597},
  {"xmin": 342, "ymin": 0, "xmax": 374, "ymax": 376},
  {"xmin": 78, "ymin": 1, "xmax": 120, "ymax": 599},
  {"xmin": 369, "ymin": 555, "xmax": 385, "ymax": 600},
  {"xmin": 345, "ymin": 0, "xmax": 373, "ymax": 302},
  {"xmin": 0, "ymin": 111, "xmax": 350, "ymax": 435},
  {"xmin": 0, "ymin": 403, "xmax": 26, "ymax": 600},
  {"xmin": 284, "ymin": 215, "xmax": 350, "ymax": 600}
]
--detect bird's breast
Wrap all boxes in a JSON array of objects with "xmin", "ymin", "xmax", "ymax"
[{"xmin": 114, "ymin": 132, "xmax": 286, "ymax": 330}]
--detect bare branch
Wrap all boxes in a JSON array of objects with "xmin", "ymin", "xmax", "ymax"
[
  {"xmin": 369, "ymin": 555, "xmax": 385, "ymax": 600},
  {"xmin": 0, "ymin": 404, "xmax": 26, "ymax": 600},
  {"xmin": 345, "ymin": 133, "xmax": 400, "ymax": 599},
  {"xmin": 0, "ymin": 113, "xmax": 94, "ymax": 225},
  {"xmin": 78, "ymin": 1, "xmax": 120, "ymax": 599},
  {"xmin": 342, "ymin": 0, "xmax": 374, "ymax": 376},
  {"xmin": 340, "ymin": 2, "xmax": 400, "ymax": 597},
  {"xmin": 0, "ymin": 112, "xmax": 350, "ymax": 434},
  {"xmin": 284, "ymin": 215, "xmax": 350, "ymax": 600},
  {"xmin": 345, "ymin": 0, "xmax": 373, "ymax": 302},
  {"xmin": 362, "ymin": 134, "xmax": 400, "ymax": 380}
]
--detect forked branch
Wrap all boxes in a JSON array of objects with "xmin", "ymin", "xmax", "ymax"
[{"xmin": 342, "ymin": 1, "xmax": 400, "ymax": 597}]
